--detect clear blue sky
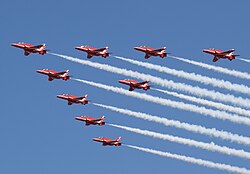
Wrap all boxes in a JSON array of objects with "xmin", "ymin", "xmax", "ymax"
[{"xmin": 1, "ymin": 0, "xmax": 249, "ymax": 173}]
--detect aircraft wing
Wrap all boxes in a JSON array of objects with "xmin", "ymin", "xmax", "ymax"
[
  {"xmin": 75, "ymin": 97, "xmax": 85, "ymax": 100},
  {"xmin": 222, "ymin": 49, "xmax": 235, "ymax": 54},
  {"xmin": 151, "ymin": 48, "xmax": 165, "ymax": 52},
  {"xmin": 86, "ymin": 117, "xmax": 101, "ymax": 122},
  {"xmin": 136, "ymin": 81, "xmax": 148, "ymax": 85},
  {"xmin": 54, "ymin": 71, "xmax": 67, "ymax": 75},
  {"xmin": 216, "ymin": 49, "xmax": 234, "ymax": 56},
  {"xmin": 28, "ymin": 44, "xmax": 44, "ymax": 49},
  {"xmin": 75, "ymin": 95, "xmax": 87, "ymax": 100},
  {"xmin": 94, "ymin": 47, "xmax": 107, "ymax": 52},
  {"xmin": 92, "ymin": 118, "xmax": 103, "ymax": 121},
  {"xmin": 105, "ymin": 140, "xmax": 118, "ymax": 143}
]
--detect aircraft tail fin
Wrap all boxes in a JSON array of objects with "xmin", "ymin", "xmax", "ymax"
[
  {"xmin": 37, "ymin": 44, "xmax": 46, "ymax": 50},
  {"xmin": 116, "ymin": 137, "xmax": 121, "ymax": 142},
  {"xmin": 100, "ymin": 116, "xmax": 105, "ymax": 120},
  {"xmin": 42, "ymin": 44, "xmax": 46, "ymax": 49},
  {"xmin": 62, "ymin": 70, "xmax": 70, "ymax": 80},
  {"xmin": 39, "ymin": 44, "xmax": 48, "ymax": 55}
]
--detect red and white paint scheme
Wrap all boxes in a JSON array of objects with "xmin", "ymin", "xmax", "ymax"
[
  {"xmin": 92, "ymin": 137, "xmax": 121, "ymax": 146},
  {"xmin": 75, "ymin": 45, "xmax": 111, "ymax": 58},
  {"xmin": 11, "ymin": 42, "xmax": 48, "ymax": 56},
  {"xmin": 203, "ymin": 48, "xmax": 240, "ymax": 62},
  {"xmin": 36, "ymin": 69, "xmax": 70, "ymax": 81},
  {"xmin": 118, "ymin": 79, "xmax": 150, "ymax": 91},
  {"xmin": 75, "ymin": 116, "xmax": 105, "ymax": 126},
  {"xmin": 134, "ymin": 46, "xmax": 168, "ymax": 59},
  {"xmin": 56, "ymin": 94, "xmax": 89, "ymax": 105}
]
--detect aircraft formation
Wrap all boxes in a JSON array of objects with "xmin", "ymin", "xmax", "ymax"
[
  {"xmin": 11, "ymin": 42, "xmax": 241, "ymax": 62},
  {"xmin": 10, "ymin": 42, "xmax": 243, "ymax": 146},
  {"xmin": 11, "ymin": 42, "xmax": 172, "ymax": 146},
  {"xmin": 10, "ymin": 42, "xmax": 250, "ymax": 173}
]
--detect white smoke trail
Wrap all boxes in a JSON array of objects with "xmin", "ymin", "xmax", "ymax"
[
  {"xmin": 108, "ymin": 123, "xmax": 250, "ymax": 159},
  {"xmin": 152, "ymin": 88, "xmax": 250, "ymax": 118},
  {"xmin": 113, "ymin": 55, "xmax": 250, "ymax": 95},
  {"xmin": 93, "ymin": 103, "xmax": 250, "ymax": 146},
  {"xmin": 49, "ymin": 53, "xmax": 250, "ymax": 109},
  {"xmin": 72, "ymin": 78, "xmax": 250, "ymax": 126},
  {"xmin": 168, "ymin": 55, "xmax": 250, "ymax": 80},
  {"xmin": 125, "ymin": 145, "xmax": 250, "ymax": 174},
  {"xmin": 238, "ymin": 58, "xmax": 250, "ymax": 63}
]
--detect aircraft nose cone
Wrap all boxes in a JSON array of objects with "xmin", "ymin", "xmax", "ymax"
[
  {"xmin": 202, "ymin": 49, "xmax": 210, "ymax": 53},
  {"xmin": 56, "ymin": 95, "xmax": 63, "ymax": 98},
  {"xmin": 11, "ymin": 43, "xmax": 18, "ymax": 47},
  {"xmin": 92, "ymin": 138, "xmax": 99, "ymax": 141},
  {"xmin": 118, "ymin": 80, "xmax": 126, "ymax": 84},
  {"xmin": 75, "ymin": 116, "xmax": 82, "ymax": 120},
  {"xmin": 75, "ymin": 46, "xmax": 81, "ymax": 50},
  {"xmin": 36, "ymin": 70, "xmax": 43, "ymax": 73},
  {"xmin": 133, "ymin": 46, "xmax": 141, "ymax": 50}
]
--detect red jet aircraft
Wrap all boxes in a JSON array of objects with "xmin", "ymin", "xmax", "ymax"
[
  {"xmin": 11, "ymin": 42, "xmax": 48, "ymax": 56},
  {"xmin": 57, "ymin": 94, "xmax": 89, "ymax": 105},
  {"xmin": 118, "ymin": 79, "xmax": 150, "ymax": 91},
  {"xmin": 75, "ymin": 116, "xmax": 105, "ymax": 126},
  {"xmin": 134, "ymin": 46, "xmax": 168, "ymax": 59},
  {"xmin": 36, "ymin": 69, "xmax": 70, "ymax": 81},
  {"xmin": 75, "ymin": 45, "xmax": 111, "ymax": 58},
  {"xmin": 92, "ymin": 137, "xmax": 121, "ymax": 146},
  {"xmin": 203, "ymin": 48, "xmax": 240, "ymax": 62}
]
